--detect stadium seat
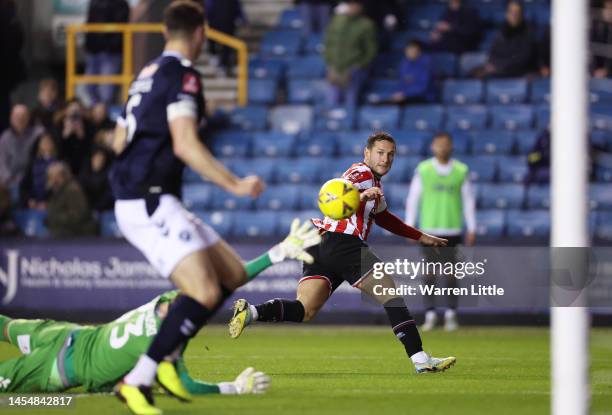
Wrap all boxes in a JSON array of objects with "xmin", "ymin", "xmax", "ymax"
[
  {"xmin": 357, "ymin": 106, "xmax": 400, "ymax": 130},
  {"xmin": 497, "ymin": 156, "xmax": 528, "ymax": 183},
  {"xmin": 233, "ymin": 212, "xmax": 279, "ymax": 237},
  {"xmin": 183, "ymin": 167, "xmax": 201, "ymax": 183},
  {"xmin": 530, "ymin": 78, "xmax": 550, "ymax": 103},
  {"xmin": 182, "ymin": 183, "xmax": 213, "ymax": 210},
  {"xmin": 446, "ymin": 105, "xmax": 489, "ymax": 130},
  {"xmin": 592, "ymin": 130, "xmax": 612, "ymax": 152},
  {"xmin": 13, "ymin": 209, "xmax": 48, "ymax": 237},
  {"xmin": 385, "ymin": 184, "xmax": 410, "ymax": 211},
  {"xmin": 393, "ymin": 131, "xmax": 429, "ymax": 156},
  {"xmin": 589, "ymin": 78, "xmax": 612, "ymax": 105},
  {"xmin": 595, "ymin": 164, "xmax": 612, "ymax": 183},
  {"xmin": 195, "ymin": 211, "xmax": 234, "ymax": 238},
  {"xmin": 260, "ymin": 31, "xmax": 302, "ymax": 56},
  {"xmin": 304, "ymin": 33, "xmax": 324, "ymax": 54},
  {"xmin": 459, "ymin": 52, "xmax": 487, "ymax": 77},
  {"xmin": 470, "ymin": 130, "xmax": 515, "ymax": 155},
  {"xmin": 383, "ymin": 156, "xmax": 418, "ymax": 183},
  {"xmin": 401, "ymin": 105, "xmax": 445, "ymax": 131},
  {"xmin": 270, "ymin": 105, "xmax": 313, "ymax": 135},
  {"xmin": 252, "ymin": 132, "xmax": 296, "ymax": 157},
  {"xmin": 256, "ymin": 185, "xmax": 300, "ymax": 211},
  {"xmin": 442, "ymin": 80, "xmax": 484, "ymax": 104},
  {"xmin": 526, "ymin": 185, "xmax": 550, "ymax": 209},
  {"xmin": 478, "ymin": 184, "xmax": 524, "ymax": 209},
  {"xmin": 320, "ymin": 156, "xmax": 360, "ymax": 180},
  {"xmin": 595, "ymin": 211, "xmax": 612, "ymax": 240},
  {"xmin": 589, "ymin": 184, "xmax": 612, "ymax": 210},
  {"xmin": 506, "ymin": 210, "xmax": 550, "ymax": 238},
  {"xmin": 490, "ymin": 105, "xmax": 534, "ymax": 130},
  {"xmin": 462, "ymin": 156, "xmax": 497, "ymax": 182},
  {"xmin": 276, "ymin": 157, "xmax": 323, "ymax": 184},
  {"xmin": 475, "ymin": 210, "xmax": 506, "ymax": 238},
  {"xmin": 407, "ymin": 4, "xmax": 446, "ymax": 30},
  {"xmin": 100, "ymin": 211, "xmax": 122, "ymax": 238},
  {"xmin": 338, "ymin": 131, "xmax": 369, "ymax": 156},
  {"xmin": 211, "ymin": 190, "xmax": 254, "ymax": 211},
  {"xmin": 431, "ymin": 53, "xmax": 457, "ymax": 78},
  {"xmin": 286, "ymin": 55, "xmax": 326, "ymax": 79},
  {"xmin": 314, "ymin": 107, "xmax": 355, "ymax": 131},
  {"xmin": 248, "ymin": 79, "xmax": 279, "ymax": 104},
  {"xmin": 591, "ymin": 105, "xmax": 612, "ymax": 131},
  {"xmin": 391, "ymin": 30, "xmax": 431, "ymax": 51},
  {"xmin": 486, "ymin": 79, "xmax": 528, "ymax": 104},
  {"xmin": 277, "ymin": 8, "xmax": 304, "ymax": 30},
  {"xmin": 450, "ymin": 131, "xmax": 470, "ymax": 155},
  {"xmin": 249, "ymin": 58, "xmax": 284, "ymax": 80},
  {"xmin": 278, "ymin": 210, "xmax": 320, "ymax": 235},
  {"xmin": 372, "ymin": 53, "xmax": 402, "ymax": 78},
  {"xmin": 515, "ymin": 130, "xmax": 539, "ymax": 154},
  {"xmin": 228, "ymin": 105, "xmax": 268, "ymax": 131},
  {"xmin": 365, "ymin": 79, "xmax": 399, "ymax": 104},
  {"xmin": 535, "ymin": 104, "xmax": 550, "ymax": 129},
  {"xmin": 298, "ymin": 185, "xmax": 321, "ymax": 210},
  {"xmin": 233, "ymin": 158, "xmax": 277, "ymax": 183},
  {"xmin": 298, "ymin": 131, "xmax": 338, "ymax": 157},
  {"xmin": 287, "ymin": 79, "xmax": 327, "ymax": 104},
  {"xmin": 478, "ymin": 5, "xmax": 506, "ymax": 25},
  {"xmin": 209, "ymin": 131, "xmax": 252, "ymax": 157}
]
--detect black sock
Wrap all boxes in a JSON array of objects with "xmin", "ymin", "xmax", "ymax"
[
  {"xmin": 255, "ymin": 299, "xmax": 305, "ymax": 322},
  {"xmin": 147, "ymin": 295, "xmax": 212, "ymax": 363},
  {"xmin": 384, "ymin": 297, "xmax": 423, "ymax": 357}
]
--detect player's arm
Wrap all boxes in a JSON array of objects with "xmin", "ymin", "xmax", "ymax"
[
  {"xmin": 375, "ymin": 208, "xmax": 447, "ymax": 246},
  {"xmin": 112, "ymin": 122, "xmax": 128, "ymax": 155}
]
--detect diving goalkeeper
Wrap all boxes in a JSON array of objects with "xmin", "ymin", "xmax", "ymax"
[{"xmin": 0, "ymin": 219, "xmax": 320, "ymax": 394}]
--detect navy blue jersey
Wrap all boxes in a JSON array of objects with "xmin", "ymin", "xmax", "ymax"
[{"xmin": 111, "ymin": 52, "xmax": 205, "ymax": 199}]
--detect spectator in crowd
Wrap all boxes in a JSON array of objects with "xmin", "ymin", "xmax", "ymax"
[
  {"xmin": 429, "ymin": 0, "xmax": 481, "ymax": 54},
  {"xmin": 526, "ymin": 128, "xmax": 550, "ymax": 185},
  {"xmin": 0, "ymin": 183, "xmax": 19, "ymax": 236},
  {"xmin": 78, "ymin": 147, "xmax": 114, "ymax": 212},
  {"xmin": 391, "ymin": 40, "xmax": 433, "ymax": 105},
  {"xmin": 324, "ymin": 0, "xmax": 377, "ymax": 110},
  {"xmin": 93, "ymin": 128, "xmax": 115, "ymax": 151},
  {"xmin": 205, "ymin": 0, "xmax": 246, "ymax": 76},
  {"xmin": 32, "ymin": 78, "xmax": 62, "ymax": 131},
  {"xmin": 405, "ymin": 132, "xmax": 476, "ymax": 332},
  {"xmin": 591, "ymin": 0, "xmax": 612, "ymax": 78},
  {"xmin": 472, "ymin": 1, "xmax": 537, "ymax": 78},
  {"xmin": 0, "ymin": 0, "xmax": 26, "ymax": 133},
  {"xmin": 0, "ymin": 105, "xmax": 44, "ymax": 188},
  {"xmin": 46, "ymin": 162, "xmax": 97, "ymax": 238},
  {"xmin": 297, "ymin": 0, "xmax": 331, "ymax": 36},
  {"xmin": 54, "ymin": 99, "xmax": 94, "ymax": 177},
  {"xmin": 361, "ymin": 0, "xmax": 402, "ymax": 49},
  {"xmin": 19, "ymin": 133, "xmax": 58, "ymax": 210},
  {"xmin": 84, "ymin": 0, "xmax": 130, "ymax": 105},
  {"xmin": 90, "ymin": 102, "xmax": 114, "ymax": 132}
]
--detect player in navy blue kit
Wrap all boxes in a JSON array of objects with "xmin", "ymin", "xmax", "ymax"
[{"xmin": 110, "ymin": 2, "xmax": 266, "ymax": 414}]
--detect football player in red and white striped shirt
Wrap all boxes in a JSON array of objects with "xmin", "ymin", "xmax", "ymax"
[{"xmin": 229, "ymin": 132, "xmax": 456, "ymax": 373}]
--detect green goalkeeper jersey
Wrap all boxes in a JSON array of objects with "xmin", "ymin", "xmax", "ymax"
[{"xmin": 71, "ymin": 290, "xmax": 179, "ymax": 392}]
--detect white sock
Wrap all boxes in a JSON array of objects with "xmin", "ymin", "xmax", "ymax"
[
  {"xmin": 124, "ymin": 355, "xmax": 158, "ymax": 386},
  {"xmin": 411, "ymin": 351, "xmax": 429, "ymax": 365},
  {"xmin": 249, "ymin": 305, "xmax": 259, "ymax": 321}
]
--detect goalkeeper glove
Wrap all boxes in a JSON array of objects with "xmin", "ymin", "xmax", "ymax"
[{"xmin": 268, "ymin": 218, "xmax": 321, "ymax": 264}]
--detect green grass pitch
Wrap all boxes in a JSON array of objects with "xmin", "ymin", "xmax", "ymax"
[{"xmin": 1, "ymin": 326, "xmax": 611, "ymax": 415}]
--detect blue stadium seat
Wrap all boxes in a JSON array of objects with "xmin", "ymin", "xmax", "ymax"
[
  {"xmin": 270, "ymin": 105, "xmax": 313, "ymax": 134},
  {"xmin": 249, "ymin": 58, "xmax": 284, "ymax": 80},
  {"xmin": 524, "ymin": 3, "xmax": 551, "ymax": 26},
  {"xmin": 383, "ymin": 156, "xmax": 416, "ymax": 183},
  {"xmin": 498, "ymin": 156, "xmax": 528, "ymax": 183},
  {"xmin": 407, "ymin": 4, "xmax": 446, "ymax": 30},
  {"xmin": 13, "ymin": 209, "xmax": 48, "ymax": 237},
  {"xmin": 393, "ymin": 131, "xmax": 429, "ymax": 156},
  {"xmin": 515, "ymin": 130, "xmax": 539, "ymax": 154},
  {"xmin": 278, "ymin": 210, "xmax": 320, "ymax": 235},
  {"xmin": 286, "ymin": 55, "xmax": 326, "ymax": 79},
  {"xmin": 276, "ymin": 157, "xmax": 323, "ymax": 184},
  {"xmin": 338, "ymin": 131, "xmax": 369, "ymax": 156},
  {"xmin": 256, "ymin": 185, "xmax": 300, "ymax": 211},
  {"xmin": 592, "ymin": 130, "xmax": 612, "ymax": 151},
  {"xmin": 490, "ymin": 105, "xmax": 534, "ymax": 130},
  {"xmin": 589, "ymin": 184, "xmax": 612, "ymax": 210},
  {"xmin": 260, "ymin": 31, "xmax": 302, "ymax": 56},
  {"xmin": 298, "ymin": 185, "xmax": 321, "ymax": 210},
  {"xmin": 442, "ymin": 80, "xmax": 484, "ymax": 104},
  {"xmin": 233, "ymin": 212, "xmax": 279, "ymax": 237},
  {"xmin": 450, "ymin": 131, "xmax": 470, "ymax": 155},
  {"xmin": 277, "ymin": 8, "xmax": 304, "ymax": 30},
  {"xmin": 252, "ymin": 132, "xmax": 296, "ymax": 157},
  {"xmin": 459, "ymin": 52, "xmax": 487, "ymax": 77},
  {"xmin": 595, "ymin": 164, "xmax": 612, "ymax": 183},
  {"xmin": 470, "ymin": 130, "xmax": 515, "ymax": 155},
  {"xmin": 591, "ymin": 105, "xmax": 612, "ymax": 131},
  {"xmin": 372, "ymin": 53, "xmax": 402, "ymax": 78},
  {"xmin": 320, "ymin": 156, "xmax": 360, "ymax": 180},
  {"xmin": 478, "ymin": 183, "xmax": 524, "ymax": 209},
  {"xmin": 182, "ymin": 183, "xmax": 213, "ymax": 210},
  {"xmin": 211, "ymin": 190, "xmax": 254, "ymax": 211},
  {"xmin": 298, "ymin": 131, "xmax": 338, "ymax": 157},
  {"xmin": 228, "ymin": 105, "xmax": 268, "ymax": 131},
  {"xmin": 195, "ymin": 211, "xmax": 234, "ymax": 238},
  {"xmin": 100, "ymin": 211, "xmax": 122, "ymax": 238},
  {"xmin": 462, "ymin": 156, "xmax": 497, "ymax": 182},
  {"xmin": 530, "ymin": 78, "xmax": 550, "ymax": 103},
  {"xmin": 183, "ymin": 167, "xmax": 201, "ymax": 183},
  {"xmin": 595, "ymin": 211, "xmax": 612, "ymax": 240},
  {"xmin": 431, "ymin": 53, "xmax": 457, "ymax": 78},
  {"xmin": 478, "ymin": 5, "xmax": 506, "ymax": 25},
  {"xmin": 486, "ymin": 79, "xmax": 528, "ymax": 104},
  {"xmin": 304, "ymin": 33, "xmax": 324, "ymax": 54},
  {"xmin": 446, "ymin": 105, "xmax": 489, "ymax": 130},
  {"xmin": 365, "ymin": 79, "xmax": 399, "ymax": 104},
  {"xmin": 233, "ymin": 158, "xmax": 277, "ymax": 183},
  {"xmin": 313, "ymin": 107, "xmax": 355, "ymax": 131},
  {"xmin": 249, "ymin": 79, "xmax": 278, "ymax": 104},
  {"xmin": 287, "ymin": 79, "xmax": 327, "ymax": 104},
  {"xmin": 506, "ymin": 210, "xmax": 550, "ymax": 238},
  {"xmin": 209, "ymin": 131, "xmax": 252, "ymax": 157},
  {"xmin": 526, "ymin": 185, "xmax": 550, "ymax": 209},
  {"xmin": 384, "ymin": 184, "xmax": 410, "ymax": 211},
  {"xmin": 475, "ymin": 210, "xmax": 506, "ymax": 238},
  {"xmin": 590, "ymin": 78, "xmax": 612, "ymax": 105},
  {"xmin": 358, "ymin": 106, "xmax": 400, "ymax": 130},
  {"xmin": 536, "ymin": 104, "xmax": 550, "ymax": 129},
  {"xmin": 401, "ymin": 105, "xmax": 445, "ymax": 131},
  {"xmin": 390, "ymin": 30, "xmax": 429, "ymax": 51}
]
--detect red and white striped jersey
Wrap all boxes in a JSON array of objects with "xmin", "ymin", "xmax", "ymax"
[{"xmin": 312, "ymin": 162, "xmax": 387, "ymax": 241}]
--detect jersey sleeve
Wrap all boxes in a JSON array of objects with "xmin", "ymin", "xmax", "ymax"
[
  {"xmin": 165, "ymin": 65, "xmax": 202, "ymax": 122},
  {"xmin": 342, "ymin": 164, "xmax": 374, "ymax": 191}
]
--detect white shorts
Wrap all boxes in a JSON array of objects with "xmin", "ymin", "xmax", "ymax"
[{"xmin": 115, "ymin": 194, "xmax": 220, "ymax": 278}]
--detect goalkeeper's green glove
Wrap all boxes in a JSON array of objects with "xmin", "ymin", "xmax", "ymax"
[{"xmin": 268, "ymin": 218, "xmax": 321, "ymax": 264}]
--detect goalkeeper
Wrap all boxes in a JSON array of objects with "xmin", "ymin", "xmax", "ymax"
[{"xmin": 0, "ymin": 219, "xmax": 320, "ymax": 395}]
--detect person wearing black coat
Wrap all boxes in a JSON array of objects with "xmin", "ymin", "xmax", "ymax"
[
  {"xmin": 429, "ymin": 0, "xmax": 482, "ymax": 54},
  {"xmin": 0, "ymin": 0, "xmax": 26, "ymax": 132}
]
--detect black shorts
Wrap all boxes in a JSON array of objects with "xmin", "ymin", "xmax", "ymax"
[{"xmin": 301, "ymin": 232, "xmax": 381, "ymax": 296}]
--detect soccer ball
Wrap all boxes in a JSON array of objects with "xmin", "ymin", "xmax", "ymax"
[{"xmin": 318, "ymin": 178, "xmax": 360, "ymax": 220}]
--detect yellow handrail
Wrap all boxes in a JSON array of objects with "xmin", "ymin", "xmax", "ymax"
[{"xmin": 65, "ymin": 23, "xmax": 248, "ymax": 105}]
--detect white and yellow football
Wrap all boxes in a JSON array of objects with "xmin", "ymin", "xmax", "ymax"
[{"xmin": 317, "ymin": 178, "xmax": 360, "ymax": 220}]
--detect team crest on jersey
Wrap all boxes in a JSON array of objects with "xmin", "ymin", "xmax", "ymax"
[{"xmin": 182, "ymin": 73, "xmax": 200, "ymax": 94}]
